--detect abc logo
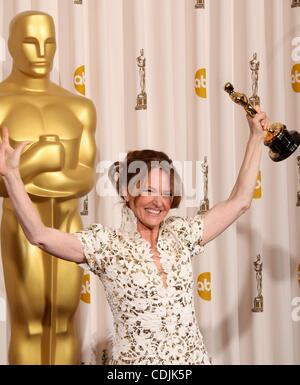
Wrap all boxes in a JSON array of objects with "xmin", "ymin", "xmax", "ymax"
[
  {"xmin": 291, "ymin": 37, "xmax": 300, "ymax": 63},
  {"xmin": 197, "ymin": 272, "xmax": 211, "ymax": 301},
  {"xmin": 80, "ymin": 273, "xmax": 91, "ymax": 304},
  {"xmin": 291, "ymin": 297, "xmax": 300, "ymax": 322},
  {"xmin": 195, "ymin": 68, "xmax": 207, "ymax": 99},
  {"xmin": 291, "ymin": 64, "xmax": 300, "ymax": 93},
  {"xmin": 74, "ymin": 65, "xmax": 86, "ymax": 95},
  {"xmin": 253, "ymin": 171, "xmax": 262, "ymax": 199}
]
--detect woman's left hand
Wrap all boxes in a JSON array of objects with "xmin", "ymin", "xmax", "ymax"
[{"xmin": 246, "ymin": 106, "xmax": 270, "ymax": 140}]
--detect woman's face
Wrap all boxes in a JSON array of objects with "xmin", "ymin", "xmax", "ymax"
[{"xmin": 127, "ymin": 168, "xmax": 173, "ymax": 230}]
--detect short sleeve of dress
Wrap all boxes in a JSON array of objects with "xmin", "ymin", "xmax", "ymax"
[
  {"xmin": 166, "ymin": 214, "xmax": 205, "ymax": 258},
  {"xmin": 185, "ymin": 214, "xmax": 205, "ymax": 257},
  {"xmin": 72, "ymin": 224, "xmax": 111, "ymax": 276}
]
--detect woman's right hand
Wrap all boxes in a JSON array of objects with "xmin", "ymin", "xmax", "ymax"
[
  {"xmin": 0, "ymin": 127, "xmax": 66, "ymax": 178},
  {"xmin": 0, "ymin": 127, "xmax": 32, "ymax": 177}
]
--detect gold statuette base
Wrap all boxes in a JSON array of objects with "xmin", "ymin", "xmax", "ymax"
[
  {"xmin": 252, "ymin": 296, "xmax": 263, "ymax": 312},
  {"xmin": 195, "ymin": 0, "xmax": 205, "ymax": 8},
  {"xmin": 135, "ymin": 93, "xmax": 147, "ymax": 110},
  {"xmin": 292, "ymin": 0, "xmax": 300, "ymax": 8},
  {"xmin": 198, "ymin": 199, "xmax": 209, "ymax": 214}
]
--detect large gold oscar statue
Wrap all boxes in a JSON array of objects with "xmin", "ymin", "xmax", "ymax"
[{"xmin": 0, "ymin": 11, "xmax": 96, "ymax": 364}]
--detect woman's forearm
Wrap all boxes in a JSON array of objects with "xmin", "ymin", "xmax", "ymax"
[
  {"xmin": 229, "ymin": 134, "xmax": 263, "ymax": 208},
  {"xmin": 0, "ymin": 127, "xmax": 84, "ymax": 263},
  {"xmin": 201, "ymin": 135, "xmax": 264, "ymax": 245},
  {"xmin": 3, "ymin": 169, "xmax": 46, "ymax": 243}
]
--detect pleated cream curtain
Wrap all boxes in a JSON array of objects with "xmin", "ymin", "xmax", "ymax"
[{"xmin": 0, "ymin": 0, "xmax": 299, "ymax": 365}]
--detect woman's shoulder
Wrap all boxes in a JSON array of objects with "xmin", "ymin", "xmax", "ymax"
[
  {"xmin": 163, "ymin": 213, "xmax": 204, "ymax": 237},
  {"xmin": 164, "ymin": 214, "xmax": 200, "ymax": 227},
  {"xmin": 163, "ymin": 215, "xmax": 192, "ymax": 233},
  {"xmin": 75, "ymin": 223, "xmax": 131, "ymax": 256},
  {"xmin": 77, "ymin": 223, "xmax": 117, "ymax": 241},
  {"xmin": 164, "ymin": 213, "xmax": 204, "ymax": 256}
]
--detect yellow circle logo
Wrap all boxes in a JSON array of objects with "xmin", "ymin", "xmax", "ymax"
[
  {"xmin": 253, "ymin": 171, "xmax": 262, "ymax": 199},
  {"xmin": 80, "ymin": 273, "xmax": 91, "ymax": 304},
  {"xmin": 197, "ymin": 272, "xmax": 211, "ymax": 301},
  {"xmin": 195, "ymin": 68, "xmax": 207, "ymax": 98},
  {"xmin": 291, "ymin": 64, "xmax": 300, "ymax": 93},
  {"xmin": 74, "ymin": 65, "xmax": 85, "ymax": 95}
]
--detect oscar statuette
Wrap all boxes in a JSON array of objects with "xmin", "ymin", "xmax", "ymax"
[
  {"xmin": 135, "ymin": 49, "xmax": 147, "ymax": 110},
  {"xmin": 80, "ymin": 196, "xmax": 89, "ymax": 216},
  {"xmin": 249, "ymin": 53, "xmax": 260, "ymax": 108},
  {"xmin": 224, "ymin": 82, "xmax": 300, "ymax": 162},
  {"xmin": 252, "ymin": 254, "xmax": 263, "ymax": 313},
  {"xmin": 195, "ymin": 0, "xmax": 205, "ymax": 9},
  {"xmin": 198, "ymin": 157, "xmax": 209, "ymax": 214},
  {"xmin": 0, "ymin": 11, "xmax": 96, "ymax": 364},
  {"xmin": 291, "ymin": 0, "xmax": 300, "ymax": 8}
]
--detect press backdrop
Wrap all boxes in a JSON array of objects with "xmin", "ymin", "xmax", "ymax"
[{"xmin": 0, "ymin": 0, "xmax": 299, "ymax": 364}]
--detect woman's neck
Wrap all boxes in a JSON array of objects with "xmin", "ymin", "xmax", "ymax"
[{"xmin": 137, "ymin": 220, "xmax": 160, "ymax": 247}]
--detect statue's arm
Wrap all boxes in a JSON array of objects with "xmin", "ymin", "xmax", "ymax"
[
  {"xmin": 76, "ymin": 99, "xmax": 97, "ymax": 189},
  {"xmin": 57, "ymin": 99, "xmax": 97, "ymax": 198},
  {"xmin": 0, "ymin": 140, "xmax": 64, "ymax": 197},
  {"xmin": 26, "ymin": 99, "xmax": 97, "ymax": 199}
]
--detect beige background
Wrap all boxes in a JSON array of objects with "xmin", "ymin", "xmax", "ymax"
[{"xmin": 0, "ymin": 0, "xmax": 300, "ymax": 364}]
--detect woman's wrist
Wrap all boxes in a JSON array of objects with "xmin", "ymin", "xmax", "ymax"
[
  {"xmin": 249, "ymin": 133, "xmax": 265, "ymax": 145},
  {"xmin": 3, "ymin": 169, "xmax": 21, "ymax": 184}
]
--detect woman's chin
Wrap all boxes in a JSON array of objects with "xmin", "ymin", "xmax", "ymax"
[{"xmin": 141, "ymin": 214, "xmax": 162, "ymax": 228}]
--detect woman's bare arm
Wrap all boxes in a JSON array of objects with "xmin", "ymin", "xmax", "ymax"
[
  {"xmin": 1, "ymin": 127, "xmax": 85, "ymax": 263},
  {"xmin": 201, "ymin": 108, "xmax": 269, "ymax": 245}
]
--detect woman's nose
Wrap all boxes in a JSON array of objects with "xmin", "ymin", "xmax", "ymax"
[{"xmin": 152, "ymin": 194, "xmax": 164, "ymax": 207}]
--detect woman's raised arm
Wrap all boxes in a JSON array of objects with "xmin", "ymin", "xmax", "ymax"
[
  {"xmin": 201, "ymin": 107, "xmax": 269, "ymax": 245},
  {"xmin": 0, "ymin": 126, "xmax": 85, "ymax": 264}
]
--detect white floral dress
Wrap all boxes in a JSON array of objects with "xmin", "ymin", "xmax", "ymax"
[{"xmin": 73, "ymin": 206, "xmax": 210, "ymax": 365}]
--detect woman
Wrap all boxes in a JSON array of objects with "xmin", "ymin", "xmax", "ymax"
[{"xmin": 0, "ymin": 107, "xmax": 269, "ymax": 364}]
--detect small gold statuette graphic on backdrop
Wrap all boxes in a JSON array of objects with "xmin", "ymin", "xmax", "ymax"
[
  {"xmin": 249, "ymin": 53, "xmax": 260, "ymax": 108},
  {"xmin": 198, "ymin": 156, "xmax": 209, "ymax": 214},
  {"xmin": 224, "ymin": 82, "xmax": 300, "ymax": 162},
  {"xmin": 252, "ymin": 254, "xmax": 263, "ymax": 313},
  {"xmin": 195, "ymin": 0, "xmax": 205, "ymax": 9},
  {"xmin": 249, "ymin": 53, "xmax": 262, "ymax": 199},
  {"xmin": 135, "ymin": 49, "xmax": 147, "ymax": 110},
  {"xmin": 297, "ymin": 156, "xmax": 300, "ymax": 206},
  {"xmin": 80, "ymin": 196, "xmax": 89, "ymax": 216},
  {"xmin": 291, "ymin": 0, "xmax": 300, "ymax": 8}
]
